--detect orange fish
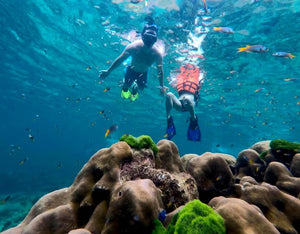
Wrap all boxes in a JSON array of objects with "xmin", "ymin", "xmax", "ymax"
[
  {"xmin": 86, "ymin": 66, "xmax": 92, "ymax": 70},
  {"xmin": 104, "ymin": 87, "xmax": 111, "ymax": 92},
  {"xmin": 105, "ymin": 124, "xmax": 118, "ymax": 138},
  {"xmin": 188, "ymin": 54, "xmax": 205, "ymax": 59},
  {"xmin": 213, "ymin": 27, "xmax": 234, "ymax": 33},
  {"xmin": 238, "ymin": 45, "xmax": 268, "ymax": 53}
]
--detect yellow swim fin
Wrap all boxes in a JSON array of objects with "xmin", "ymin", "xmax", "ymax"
[
  {"xmin": 130, "ymin": 92, "xmax": 139, "ymax": 101},
  {"xmin": 121, "ymin": 89, "xmax": 131, "ymax": 99}
]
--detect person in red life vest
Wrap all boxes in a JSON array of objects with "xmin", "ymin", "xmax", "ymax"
[{"xmin": 165, "ymin": 63, "xmax": 203, "ymax": 141}]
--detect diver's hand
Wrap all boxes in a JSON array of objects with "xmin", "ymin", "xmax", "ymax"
[
  {"xmin": 156, "ymin": 86, "xmax": 169, "ymax": 96},
  {"xmin": 99, "ymin": 70, "xmax": 110, "ymax": 79}
]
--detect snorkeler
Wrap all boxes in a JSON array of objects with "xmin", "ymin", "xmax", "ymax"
[
  {"xmin": 99, "ymin": 18, "xmax": 166, "ymax": 101},
  {"xmin": 165, "ymin": 63, "xmax": 203, "ymax": 141}
]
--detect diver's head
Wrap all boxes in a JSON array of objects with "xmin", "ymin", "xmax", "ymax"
[{"xmin": 142, "ymin": 24, "xmax": 158, "ymax": 47}]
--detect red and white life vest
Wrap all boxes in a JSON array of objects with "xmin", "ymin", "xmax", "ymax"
[{"xmin": 176, "ymin": 63, "xmax": 200, "ymax": 95}]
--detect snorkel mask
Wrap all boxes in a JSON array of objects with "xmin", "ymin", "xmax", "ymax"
[{"xmin": 142, "ymin": 24, "xmax": 158, "ymax": 47}]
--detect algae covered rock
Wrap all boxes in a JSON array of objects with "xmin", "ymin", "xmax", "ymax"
[
  {"xmin": 119, "ymin": 134, "xmax": 158, "ymax": 155},
  {"xmin": 270, "ymin": 139, "xmax": 300, "ymax": 152},
  {"xmin": 167, "ymin": 199, "xmax": 225, "ymax": 234},
  {"xmin": 267, "ymin": 139, "xmax": 300, "ymax": 167}
]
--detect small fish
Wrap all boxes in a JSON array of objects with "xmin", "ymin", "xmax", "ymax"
[
  {"xmin": 158, "ymin": 209, "xmax": 167, "ymax": 223},
  {"xmin": 57, "ymin": 161, "xmax": 62, "ymax": 168},
  {"xmin": 166, "ymin": 196, "xmax": 175, "ymax": 208},
  {"xmin": 216, "ymin": 176, "xmax": 222, "ymax": 181},
  {"xmin": 28, "ymin": 134, "xmax": 34, "ymax": 142},
  {"xmin": 0, "ymin": 195, "xmax": 10, "ymax": 205},
  {"xmin": 19, "ymin": 157, "xmax": 29, "ymax": 165},
  {"xmin": 284, "ymin": 78, "xmax": 298, "ymax": 81},
  {"xmin": 105, "ymin": 124, "xmax": 118, "ymax": 138},
  {"xmin": 86, "ymin": 66, "xmax": 92, "ymax": 70},
  {"xmin": 238, "ymin": 45, "xmax": 269, "ymax": 53},
  {"xmin": 272, "ymin": 52, "xmax": 295, "ymax": 59},
  {"xmin": 243, "ymin": 156, "xmax": 254, "ymax": 164},
  {"xmin": 255, "ymin": 88, "xmax": 264, "ymax": 93},
  {"xmin": 99, "ymin": 110, "xmax": 105, "ymax": 115},
  {"xmin": 213, "ymin": 27, "xmax": 234, "ymax": 34},
  {"xmin": 104, "ymin": 87, "xmax": 111, "ymax": 92}
]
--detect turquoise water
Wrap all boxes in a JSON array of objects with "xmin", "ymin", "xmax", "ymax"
[{"xmin": 0, "ymin": 0, "xmax": 299, "ymax": 231}]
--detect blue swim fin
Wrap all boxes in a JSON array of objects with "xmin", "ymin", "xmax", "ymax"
[
  {"xmin": 187, "ymin": 116, "xmax": 201, "ymax": 141},
  {"xmin": 165, "ymin": 116, "xmax": 176, "ymax": 140}
]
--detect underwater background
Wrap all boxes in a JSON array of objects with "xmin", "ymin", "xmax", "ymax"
[{"xmin": 0, "ymin": 0, "xmax": 299, "ymax": 231}]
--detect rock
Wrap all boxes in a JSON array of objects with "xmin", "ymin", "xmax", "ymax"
[
  {"xmin": 209, "ymin": 196, "xmax": 279, "ymax": 234},
  {"xmin": 249, "ymin": 140, "xmax": 271, "ymax": 154},
  {"xmin": 291, "ymin": 153, "xmax": 300, "ymax": 177},
  {"xmin": 102, "ymin": 179, "xmax": 164, "ymax": 234},
  {"xmin": 240, "ymin": 182, "xmax": 300, "ymax": 233},
  {"xmin": 3, "ymin": 137, "xmax": 300, "ymax": 234},
  {"xmin": 22, "ymin": 204, "xmax": 77, "ymax": 234},
  {"xmin": 187, "ymin": 153, "xmax": 234, "ymax": 203},
  {"xmin": 180, "ymin": 153, "xmax": 198, "ymax": 170},
  {"xmin": 268, "ymin": 139, "xmax": 300, "ymax": 168},
  {"xmin": 156, "ymin": 139, "xmax": 185, "ymax": 173},
  {"xmin": 235, "ymin": 149, "xmax": 266, "ymax": 182},
  {"xmin": 120, "ymin": 148, "xmax": 198, "ymax": 212},
  {"xmin": 239, "ymin": 176, "xmax": 259, "ymax": 185},
  {"xmin": 264, "ymin": 161, "xmax": 300, "ymax": 197},
  {"xmin": 68, "ymin": 229, "xmax": 92, "ymax": 234},
  {"xmin": 2, "ymin": 142, "xmax": 133, "ymax": 234}
]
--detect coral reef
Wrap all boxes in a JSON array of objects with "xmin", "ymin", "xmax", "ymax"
[{"xmin": 2, "ymin": 137, "xmax": 300, "ymax": 234}]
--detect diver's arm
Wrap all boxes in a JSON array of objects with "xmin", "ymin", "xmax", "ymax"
[
  {"xmin": 99, "ymin": 48, "xmax": 130, "ymax": 79},
  {"xmin": 156, "ymin": 54, "xmax": 168, "ymax": 94},
  {"xmin": 157, "ymin": 54, "xmax": 164, "ymax": 87}
]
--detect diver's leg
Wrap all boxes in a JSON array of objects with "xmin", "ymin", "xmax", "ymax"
[
  {"xmin": 165, "ymin": 92, "xmax": 178, "ymax": 139},
  {"xmin": 182, "ymin": 96, "xmax": 196, "ymax": 120},
  {"xmin": 122, "ymin": 67, "xmax": 134, "ymax": 99},
  {"xmin": 123, "ymin": 67, "xmax": 134, "ymax": 91},
  {"xmin": 166, "ymin": 92, "xmax": 182, "ymax": 118}
]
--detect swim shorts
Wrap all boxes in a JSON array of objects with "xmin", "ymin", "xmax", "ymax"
[{"xmin": 124, "ymin": 66, "xmax": 148, "ymax": 89}]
